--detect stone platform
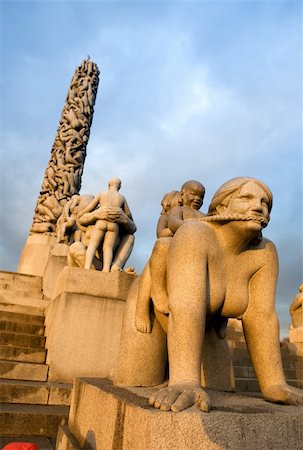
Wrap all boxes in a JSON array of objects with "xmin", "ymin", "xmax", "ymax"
[{"xmin": 57, "ymin": 378, "xmax": 303, "ymax": 450}]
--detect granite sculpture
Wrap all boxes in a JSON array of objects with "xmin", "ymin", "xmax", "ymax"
[
  {"xmin": 136, "ymin": 180, "xmax": 206, "ymax": 332},
  {"xmin": 30, "ymin": 58, "xmax": 99, "ymax": 235},
  {"xmin": 114, "ymin": 177, "xmax": 303, "ymax": 412},
  {"xmin": 57, "ymin": 180, "xmax": 136, "ymax": 272},
  {"xmin": 289, "ymin": 283, "xmax": 303, "ymax": 356},
  {"xmin": 77, "ymin": 178, "xmax": 134, "ymax": 271},
  {"xmin": 290, "ymin": 284, "xmax": 303, "ymax": 327}
]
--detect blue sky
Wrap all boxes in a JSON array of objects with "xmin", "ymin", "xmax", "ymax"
[{"xmin": 0, "ymin": 0, "xmax": 302, "ymax": 337}]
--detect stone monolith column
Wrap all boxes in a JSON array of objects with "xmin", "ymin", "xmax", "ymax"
[{"xmin": 18, "ymin": 58, "xmax": 100, "ymax": 276}]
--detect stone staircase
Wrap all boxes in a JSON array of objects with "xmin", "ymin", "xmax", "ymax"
[
  {"xmin": 0, "ymin": 270, "xmax": 72, "ymax": 444},
  {"xmin": 227, "ymin": 319, "xmax": 303, "ymax": 392}
]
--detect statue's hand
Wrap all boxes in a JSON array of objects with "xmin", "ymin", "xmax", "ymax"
[
  {"xmin": 149, "ymin": 383, "xmax": 211, "ymax": 412},
  {"xmin": 106, "ymin": 208, "xmax": 127, "ymax": 224},
  {"xmin": 263, "ymin": 384, "xmax": 303, "ymax": 406}
]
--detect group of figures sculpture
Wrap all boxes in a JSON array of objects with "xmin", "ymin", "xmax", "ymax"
[
  {"xmin": 31, "ymin": 58, "xmax": 99, "ymax": 234},
  {"xmin": 27, "ymin": 58, "xmax": 302, "ymax": 415},
  {"xmin": 54, "ymin": 174, "xmax": 303, "ymax": 412},
  {"xmin": 56, "ymin": 178, "xmax": 136, "ymax": 273},
  {"xmin": 109, "ymin": 176, "xmax": 303, "ymax": 413}
]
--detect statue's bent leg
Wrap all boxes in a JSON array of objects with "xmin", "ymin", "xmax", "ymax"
[{"xmin": 113, "ymin": 278, "xmax": 167, "ymax": 387}]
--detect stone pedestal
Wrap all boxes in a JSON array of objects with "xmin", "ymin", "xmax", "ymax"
[
  {"xmin": 289, "ymin": 325, "xmax": 303, "ymax": 356},
  {"xmin": 56, "ymin": 378, "xmax": 303, "ymax": 450},
  {"xmin": 43, "ymin": 243, "xmax": 69, "ymax": 299},
  {"xmin": 289, "ymin": 302, "xmax": 303, "ymax": 356},
  {"xmin": 45, "ymin": 267, "xmax": 136, "ymax": 383},
  {"xmin": 18, "ymin": 234, "xmax": 57, "ymax": 276}
]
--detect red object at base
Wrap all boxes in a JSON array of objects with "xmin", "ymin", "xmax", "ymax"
[{"xmin": 2, "ymin": 443, "xmax": 39, "ymax": 450}]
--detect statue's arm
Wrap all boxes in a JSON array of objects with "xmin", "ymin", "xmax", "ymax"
[
  {"xmin": 114, "ymin": 198, "xmax": 136, "ymax": 234},
  {"xmin": 156, "ymin": 215, "xmax": 173, "ymax": 238},
  {"xmin": 167, "ymin": 206, "xmax": 184, "ymax": 234},
  {"xmin": 242, "ymin": 240, "xmax": 286, "ymax": 392},
  {"xmin": 78, "ymin": 195, "xmax": 99, "ymax": 217}
]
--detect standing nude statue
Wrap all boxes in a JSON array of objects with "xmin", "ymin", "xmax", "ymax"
[
  {"xmin": 114, "ymin": 177, "xmax": 303, "ymax": 412},
  {"xmin": 78, "ymin": 178, "xmax": 134, "ymax": 272}
]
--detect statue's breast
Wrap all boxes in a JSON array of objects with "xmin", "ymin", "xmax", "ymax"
[{"xmin": 220, "ymin": 255, "xmax": 253, "ymax": 318}]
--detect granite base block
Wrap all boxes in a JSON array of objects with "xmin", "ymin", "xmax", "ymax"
[{"xmin": 58, "ymin": 378, "xmax": 303, "ymax": 450}]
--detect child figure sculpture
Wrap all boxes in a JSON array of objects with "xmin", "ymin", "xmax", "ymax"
[
  {"xmin": 136, "ymin": 180, "xmax": 206, "ymax": 332},
  {"xmin": 79, "ymin": 178, "xmax": 129, "ymax": 272}
]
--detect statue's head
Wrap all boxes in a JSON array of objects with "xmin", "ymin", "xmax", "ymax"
[
  {"xmin": 180, "ymin": 180, "xmax": 205, "ymax": 210},
  {"xmin": 208, "ymin": 177, "xmax": 272, "ymax": 228},
  {"xmin": 160, "ymin": 190, "xmax": 181, "ymax": 214},
  {"xmin": 108, "ymin": 177, "xmax": 122, "ymax": 190}
]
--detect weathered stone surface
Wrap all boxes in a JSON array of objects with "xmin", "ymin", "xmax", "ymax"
[
  {"xmin": 63, "ymin": 378, "xmax": 303, "ymax": 450},
  {"xmin": 0, "ymin": 311, "xmax": 45, "ymax": 325},
  {"xmin": 46, "ymin": 290, "xmax": 126, "ymax": 383},
  {"xmin": 0, "ymin": 379, "xmax": 72, "ymax": 405},
  {"xmin": 52, "ymin": 266, "xmax": 136, "ymax": 301},
  {"xmin": 56, "ymin": 425, "xmax": 82, "ymax": 450},
  {"xmin": 0, "ymin": 271, "xmax": 42, "ymax": 287},
  {"xmin": 18, "ymin": 235, "xmax": 57, "ymax": 277},
  {"xmin": 0, "ymin": 361, "xmax": 48, "ymax": 381},
  {"xmin": 0, "ymin": 403, "xmax": 69, "ymax": 437},
  {"xmin": 0, "ymin": 293, "xmax": 49, "ymax": 315},
  {"xmin": 43, "ymin": 244, "xmax": 69, "ymax": 299},
  {"xmin": 0, "ymin": 345, "xmax": 46, "ymax": 363},
  {"xmin": 0, "ymin": 320, "xmax": 45, "ymax": 335},
  {"xmin": 0, "ymin": 379, "xmax": 49, "ymax": 404},
  {"xmin": 0, "ymin": 331, "xmax": 46, "ymax": 348}
]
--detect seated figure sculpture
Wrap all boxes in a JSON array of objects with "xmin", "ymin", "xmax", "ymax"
[
  {"xmin": 114, "ymin": 177, "xmax": 303, "ymax": 412},
  {"xmin": 78, "ymin": 177, "xmax": 136, "ymax": 272}
]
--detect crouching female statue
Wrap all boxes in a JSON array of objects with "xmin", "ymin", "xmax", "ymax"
[{"xmin": 113, "ymin": 177, "xmax": 303, "ymax": 412}]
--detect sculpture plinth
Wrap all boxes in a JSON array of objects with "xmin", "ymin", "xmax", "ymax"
[
  {"xmin": 56, "ymin": 378, "xmax": 303, "ymax": 450},
  {"xmin": 45, "ymin": 267, "xmax": 136, "ymax": 383}
]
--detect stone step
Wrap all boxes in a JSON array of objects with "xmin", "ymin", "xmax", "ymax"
[
  {"xmin": 236, "ymin": 377, "xmax": 303, "ymax": 393},
  {"xmin": 288, "ymin": 379, "xmax": 303, "ymax": 389},
  {"xmin": 0, "ymin": 360, "xmax": 48, "ymax": 381},
  {"xmin": 0, "ymin": 271, "xmax": 42, "ymax": 287},
  {"xmin": 234, "ymin": 365, "xmax": 303, "ymax": 381},
  {"xmin": 0, "ymin": 403, "xmax": 69, "ymax": 437},
  {"xmin": 0, "ymin": 281, "xmax": 43, "ymax": 294},
  {"xmin": 0, "ymin": 379, "xmax": 72, "ymax": 405},
  {"xmin": 0, "ymin": 288, "xmax": 44, "ymax": 299},
  {"xmin": 0, "ymin": 302, "xmax": 45, "ymax": 317},
  {"xmin": 0, "ymin": 345, "xmax": 46, "ymax": 363},
  {"xmin": 0, "ymin": 310, "xmax": 45, "ymax": 325},
  {"xmin": 0, "ymin": 291, "xmax": 50, "ymax": 316},
  {"xmin": 0, "ymin": 436, "xmax": 55, "ymax": 450},
  {"xmin": 0, "ymin": 320, "xmax": 45, "ymax": 336},
  {"xmin": 0, "ymin": 331, "xmax": 46, "ymax": 348},
  {"xmin": 235, "ymin": 377, "xmax": 260, "ymax": 392},
  {"xmin": 231, "ymin": 347, "xmax": 303, "ymax": 369}
]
